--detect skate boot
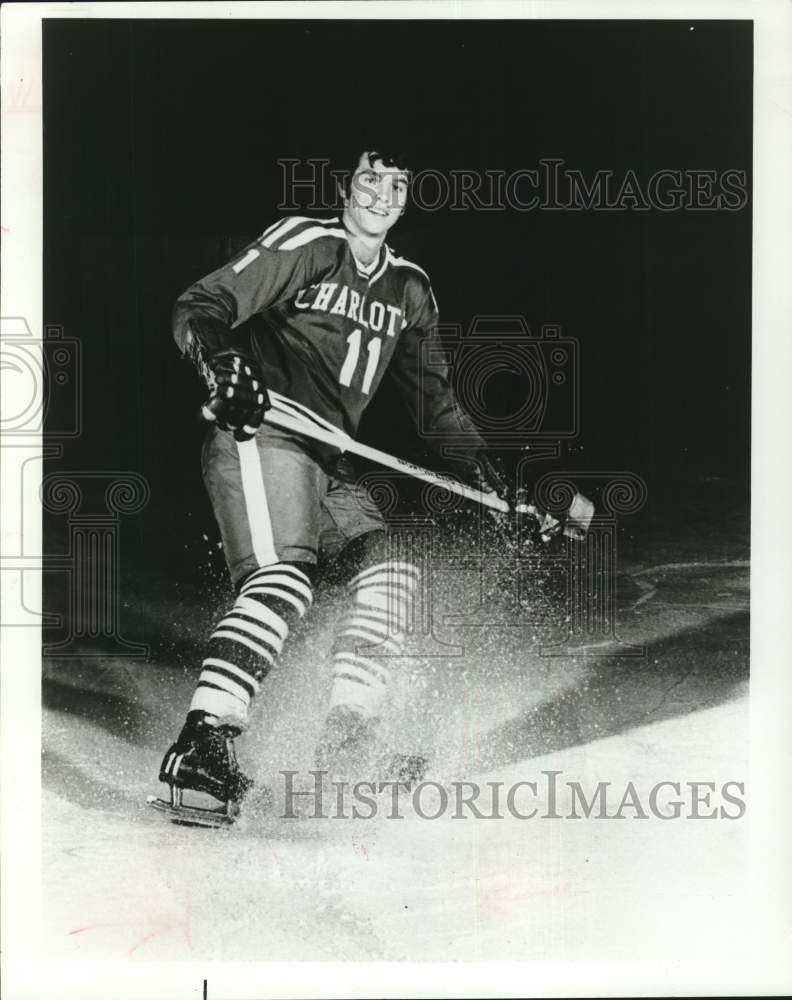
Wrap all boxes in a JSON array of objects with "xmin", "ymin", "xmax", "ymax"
[
  {"xmin": 314, "ymin": 705, "xmax": 428, "ymax": 788},
  {"xmin": 147, "ymin": 711, "xmax": 253, "ymax": 828}
]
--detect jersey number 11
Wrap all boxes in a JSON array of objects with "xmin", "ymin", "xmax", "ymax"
[{"xmin": 339, "ymin": 329, "xmax": 382, "ymax": 395}]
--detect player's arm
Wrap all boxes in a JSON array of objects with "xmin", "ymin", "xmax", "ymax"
[
  {"xmin": 172, "ymin": 223, "xmax": 315, "ymax": 439},
  {"xmin": 390, "ymin": 281, "xmax": 595, "ymax": 539},
  {"xmin": 173, "ymin": 226, "xmax": 315, "ymax": 356},
  {"xmin": 388, "ymin": 283, "xmax": 507, "ymax": 499}
]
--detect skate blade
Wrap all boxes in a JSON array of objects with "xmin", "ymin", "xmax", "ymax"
[{"xmin": 146, "ymin": 794, "xmax": 239, "ymax": 829}]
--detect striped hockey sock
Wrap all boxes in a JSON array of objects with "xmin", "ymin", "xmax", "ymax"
[
  {"xmin": 189, "ymin": 562, "xmax": 313, "ymax": 726},
  {"xmin": 328, "ymin": 560, "xmax": 420, "ymax": 719}
]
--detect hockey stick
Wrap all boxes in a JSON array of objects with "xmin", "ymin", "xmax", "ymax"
[
  {"xmin": 203, "ymin": 389, "xmax": 593, "ymax": 531},
  {"xmin": 263, "ymin": 391, "xmax": 510, "ymax": 514},
  {"xmin": 265, "ymin": 393, "xmax": 595, "ymax": 538}
]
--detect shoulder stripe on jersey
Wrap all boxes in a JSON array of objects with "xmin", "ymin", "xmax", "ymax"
[
  {"xmin": 260, "ymin": 217, "xmax": 305, "ymax": 248},
  {"xmin": 278, "ymin": 225, "xmax": 346, "ymax": 252},
  {"xmin": 260, "ymin": 217, "xmax": 289, "ymax": 240},
  {"xmin": 260, "ymin": 216, "xmax": 342, "ymax": 250}
]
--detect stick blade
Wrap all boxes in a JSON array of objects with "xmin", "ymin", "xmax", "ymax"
[{"xmin": 564, "ymin": 492, "xmax": 595, "ymax": 539}]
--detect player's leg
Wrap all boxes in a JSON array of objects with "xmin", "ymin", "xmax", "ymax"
[
  {"xmin": 314, "ymin": 469, "xmax": 427, "ymax": 784},
  {"xmin": 153, "ymin": 426, "xmax": 326, "ymax": 821},
  {"xmin": 189, "ymin": 426, "xmax": 321, "ymax": 727}
]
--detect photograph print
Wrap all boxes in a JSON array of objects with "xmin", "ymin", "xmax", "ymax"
[{"xmin": 3, "ymin": 5, "xmax": 784, "ymax": 996}]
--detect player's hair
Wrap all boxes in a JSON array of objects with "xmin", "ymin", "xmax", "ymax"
[{"xmin": 339, "ymin": 148, "xmax": 411, "ymax": 199}]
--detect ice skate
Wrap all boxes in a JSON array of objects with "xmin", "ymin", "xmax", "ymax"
[
  {"xmin": 147, "ymin": 711, "xmax": 253, "ymax": 828},
  {"xmin": 314, "ymin": 705, "xmax": 428, "ymax": 788}
]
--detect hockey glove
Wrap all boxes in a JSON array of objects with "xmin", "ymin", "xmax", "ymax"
[
  {"xmin": 202, "ymin": 348, "xmax": 270, "ymax": 441},
  {"xmin": 445, "ymin": 449, "xmax": 510, "ymax": 501},
  {"xmin": 474, "ymin": 452, "xmax": 510, "ymax": 501},
  {"xmin": 515, "ymin": 487, "xmax": 595, "ymax": 543},
  {"xmin": 440, "ymin": 449, "xmax": 512, "ymax": 533}
]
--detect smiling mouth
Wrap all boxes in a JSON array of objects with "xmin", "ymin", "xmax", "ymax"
[{"xmin": 367, "ymin": 207, "xmax": 389, "ymax": 217}]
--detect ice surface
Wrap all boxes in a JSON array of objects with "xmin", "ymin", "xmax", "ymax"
[{"xmin": 42, "ymin": 533, "xmax": 750, "ymax": 962}]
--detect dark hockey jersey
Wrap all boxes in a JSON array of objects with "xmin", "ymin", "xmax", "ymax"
[{"xmin": 172, "ymin": 216, "xmax": 485, "ymax": 454}]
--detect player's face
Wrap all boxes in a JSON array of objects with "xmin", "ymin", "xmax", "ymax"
[{"xmin": 344, "ymin": 153, "xmax": 409, "ymax": 238}]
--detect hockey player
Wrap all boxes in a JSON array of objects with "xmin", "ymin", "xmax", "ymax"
[{"xmin": 152, "ymin": 149, "xmax": 506, "ymax": 825}]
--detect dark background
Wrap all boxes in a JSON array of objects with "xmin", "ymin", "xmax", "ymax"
[{"xmin": 42, "ymin": 18, "xmax": 752, "ymax": 567}]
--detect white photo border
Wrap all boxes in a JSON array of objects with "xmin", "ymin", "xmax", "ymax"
[{"xmin": 2, "ymin": 2, "xmax": 790, "ymax": 997}]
